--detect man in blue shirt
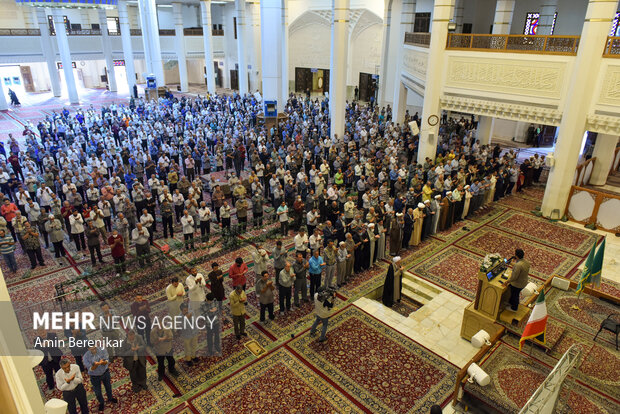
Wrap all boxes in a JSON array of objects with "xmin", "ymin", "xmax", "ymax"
[
  {"xmin": 83, "ymin": 346, "xmax": 118, "ymax": 411},
  {"xmin": 308, "ymin": 248, "xmax": 326, "ymax": 298}
]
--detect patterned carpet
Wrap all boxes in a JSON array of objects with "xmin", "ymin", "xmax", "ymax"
[
  {"xmin": 1, "ymin": 103, "xmax": 615, "ymax": 414},
  {"xmin": 410, "ymin": 246, "xmax": 482, "ymax": 300},
  {"xmin": 464, "ymin": 343, "xmax": 620, "ymax": 414},
  {"xmin": 190, "ymin": 348, "xmax": 363, "ymax": 413},
  {"xmin": 455, "ymin": 227, "xmax": 581, "ymax": 280},
  {"xmin": 287, "ymin": 306, "xmax": 458, "ymax": 414}
]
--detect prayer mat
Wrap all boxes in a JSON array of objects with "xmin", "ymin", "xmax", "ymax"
[
  {"xmin": 288, "ymin": 305, "xmax": 458, "ymax": 414},
  {"xmin": 497, "ymin": 195, "xmax": 541, "ymax": 213},
  {"xmin": 455, "ymin": 228, "xmax": 581, "ymax": 280},
  {"xmin": 391, "ymin": 296, "xmax": 421, "ymax": 317},
  {"xmin": 189, "ymin": 348, "xmax": 363, "ymax": 413},
  {"xmin": 464, "ymin": 342, "xmax": 620, "ymax": 414},
  {"xmin": 488, "ymin": 210, "xmax": 601, "ymax": 257},
  {"xmin": 410, "ymin": 246, "xmax": 482, "ymax": 300}
]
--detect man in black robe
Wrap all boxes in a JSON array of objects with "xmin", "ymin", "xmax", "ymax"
[
  {"xmin": 382, "ymin": 256, "xmax": 403, "ymax": 307},
  {"xmin": 422, "ymin": 200, "xmax": 433, "ymax": 240},
  {"xmin": 402, "ymin": 208, "xmax": 414, "ymax": 248}
]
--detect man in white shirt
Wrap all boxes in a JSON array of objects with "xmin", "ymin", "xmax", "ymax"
[
  {"xmin": 131, "ymin": 223, "xmax": 150, "ymax": 266},
  {"xmin": 139, "ymin": 208, "xmax": 155, "ymax": 243},
  {"xmin": 69, "ymin": 210, "xmax": 87, "ymax": 254},
  {"xmin": 186, "ymin": 269, "xmax": 206, "ymax": 315},
  {"xmin": 55, "ymin": 359, "xmax": 89, "ymax": 414},
  {"xmin": 165, "ymin": 276, "xmax": 185, "ymax": 320},
  {"xmin": 198, "ymin": 201, "xmax": 212, "ymax": 242},
  {"xmin": 294, "ymin": 228, "xmax": 309, "ymax": 258},
  {"xmin": 181, "ymin": 209, "xmax": 195, "ymax": 249}
]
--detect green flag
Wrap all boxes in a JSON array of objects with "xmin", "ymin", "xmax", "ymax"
[
  {"xmin": 590, "ymin": 238, "xmax": 605, "ymax": 288},
  {"xmin": 576, "ymin": 241, "xmax": 596, "ymax": 294}
]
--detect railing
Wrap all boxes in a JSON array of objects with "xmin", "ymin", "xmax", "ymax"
[
  {"xmin": 212, "ymin": 29, "xmax": 224, "ymax": 36},
  {"xmin": 565, "ymin": 185, "xmax": 620, "ymax": 233},
  {"xmin": 184, "ymin": 27, "xmax": 203, "ymax": 36},
  {"xmin": 574, "ymin": 157, "xmax": 596, "ymax": 187},
  {"xmin": 446, "ymin": 33, "xmax": 580, "ymax": 55},
  {"xmin": 67, "ymin": 28, "xmax": 102, "ymax": 36},
  {"xmin": 604, "ymin": 36, "xmax": 620, "ymax": 57},
  {"xmin": 159, "ymin": 29, "xmax": 176, "ymax": 36},
  {"xmin": 130, "ymin": 28, "xmax": 142, "ymax": 36},
  {"xmin": 0, "ymin": 28, "xmax": 40, "ymax": 36},
  {"xmin": 404, "ymin": 32, "xmax": 431, "ymax": 47}
]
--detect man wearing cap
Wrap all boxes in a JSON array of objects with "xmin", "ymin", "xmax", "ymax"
[
  {"xmin": 422, "ymin": 200, "xmax": 433, "ymax": 240},
  {"xmin": 412, "ymin": 203, "xmax": 424, "ymax": 246}
]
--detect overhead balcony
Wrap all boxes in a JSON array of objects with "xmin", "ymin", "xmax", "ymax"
[
  {"xmin": 404, "ymin": 32, "xmax": 430, "ymax": 48},
  {"xmin": 446, "ymin": 33, "xmax": 580, "ymax": 56},
  {"xmin": 604, "ymin": 36, "xmax": 620, "ymax": 58}
]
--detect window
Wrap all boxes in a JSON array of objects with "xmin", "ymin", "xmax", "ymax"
[
  {"xmin": 550, "ymin": 12, "xmax": 557, "ymax": 35},
  {"xmin": 107, "ymin": 17, "xmax": 120, "ymax": 35},
  {"xmin": 233, "ymin": 17, "xmax": 237, "ymax": 39},
  {"xmin": 413, "ymin": 13, "xmax": 430, "ymax": 33},
  {"xmin": 47, "ymin": 15, "xmax": 55, "ymax": 35},
  {"xmin": 524, "ymin": 12, "xmax": 540, "ymax": 35},
  {"xmin": 610, "ymin": 12, "xmax": 620, "ymax": 36}
]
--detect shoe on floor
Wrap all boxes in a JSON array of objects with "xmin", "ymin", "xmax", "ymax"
[
  {"xmin": 157, "ymin": 374, "xmax": 163, "ymax": 381},
  {"xmin": 169, "ymin": 369, "xmax": 180, "ymax": 376},
  {"xmin": 318, "ymin": 337, "xmax": 328, "ymax": 343},
  {"xmin": 108, "ymin": 397, "xmax": 118, "ymax": 404}
]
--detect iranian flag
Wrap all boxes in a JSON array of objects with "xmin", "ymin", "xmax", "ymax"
[{"xmin": 519, "ymin": 290, "xmax": 548, "ymax": 351}]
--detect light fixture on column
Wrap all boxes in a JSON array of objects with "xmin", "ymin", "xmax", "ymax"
[{"xmin": 448, "ymin": 22, "xmax": 457, "ymax": 31}]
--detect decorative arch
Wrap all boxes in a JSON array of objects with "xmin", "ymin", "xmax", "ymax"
[{"xmin": 288, "ymin": 8, "xmax": 382, "ymax": 39}]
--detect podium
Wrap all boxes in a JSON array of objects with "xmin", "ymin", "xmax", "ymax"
[{"xmin": 461, "ymin": 261, "xmax": 528, "ymax": 340}]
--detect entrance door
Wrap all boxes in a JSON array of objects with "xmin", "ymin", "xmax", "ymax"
[
  {"xmin": 230, "ymin": 69, "xmax": 238, "ymax": 90},
  {"xmin": 358, "ymin": 73, "xmax": 371, "ymax": 101},
  {"xmin": 322, "ymin": 69, "xmax": 329, "ymax": 94},
  {"xmin": 20, "ymin": 66, "xmax": 34, "ymax": 92},
  {"xmin": 295, "ymin": 67, "xmax": 312, "ymax": 92}
]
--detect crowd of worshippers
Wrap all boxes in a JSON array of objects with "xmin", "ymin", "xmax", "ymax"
[
  {"xmin": 2, "ymin": 93, "xmax": 549, "ymax": 413},
  {"xmin": 0, "ymin": 92, "xmax": 546, "ymax": 278}
]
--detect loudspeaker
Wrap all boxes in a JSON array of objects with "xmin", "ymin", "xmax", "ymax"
[{"xmin": 551, "ymin": 276, "xmax": 570, "ymax": 291}]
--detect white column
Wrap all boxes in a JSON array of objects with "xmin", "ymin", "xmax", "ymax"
[
  {"xmin": 590, "ymin": 134, "xmax": 619, "ymax": 185},
  {"xmin": 98, "ymin": 9, "xmax": 118, "ymax": 92},
  {"xmin": 138, "ymin": 0, "xmax": 152, "ymax": 74},
  {"xmin": 281, "ymin": 0, "xmax": 289, "ymax": 104},
  {"xmin": 52, "ymin": 9, "xmax": 79, "ymax": 104},
  {"xmin": 249, "ymin": 2, "xmax": 262, "ymax": 93},
  {"xmin": 538, "ymin": 0, "xmax": 558, "ymax": 35},
  {"xmin": 0, "ymin": 76, "xmax": 8, "ymax": 110},
  {"xmin": 201, "ymin": 1, "xmax": 217, "ymax": 94},
  {"xmin": 118, "ymin": 0, "xmax": 137, "ymax": 94},
  {"xmin": 393, "ymin": 0, "xmax": 416, "ymax": 123},
  {"xmin": 329, "ymin": 0, "xmax": 350, "ymax": 139},
  {"xmin": 34, "ymin": 8, "xmax": 61, "ymax": 97},
  {"xmin": 138, "ymin": 0, "xmax": 165, "ymax": 87},
  {"xmin": 417, "ymin": 0, "xmax": 454, "ymax": 164},
  {"xmin": 378, "ymin": 0, "xmax": 393, "ymax": 107},
  {"xmin": 260, "ymin": 0, "xmax": 283, "ymax": 111},
  {"xmin": 454, "ymin": 0, "xmax": 464, "ymax": 33},
  {"xmin": 477, "ymin": 116, "xmax": 495, "ymax": 146},
  {"xmin": 173, "ymin": 2, "xmax": 189, "ymax": 92},
  {"xmin": 541, "ymin": 0, "xmax": 619, "ymax": 217},
  {"xmin": 235, "ymin": 0, "xmax": 249, "ymax": 95},
  {"xmin": 492, "ymin": 0, "xmax": 515, "ymax": 35}
]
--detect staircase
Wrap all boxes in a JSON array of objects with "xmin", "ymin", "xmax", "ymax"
[{"xmin": 401, "ymin": 271, "xmax": 442, "ymax": 305}]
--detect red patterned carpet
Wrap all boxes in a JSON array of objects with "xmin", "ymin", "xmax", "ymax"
[
  {"xmin": 190, "ymin": 348, "xmax": 363, "ymax": 413},
  {"xmin": 287, "ymin": 306, "xmax": 458, "ymax": 414},
  {"xmin": 489, "ymin": 210, "xmax": 601, "ymax": 256},
  {"xmin": 410, "ymin": 246, "xmax": 482, "ymax": 300},
  {"xmin": 456, "ymin": 227, "xmax": 581, "ymax": 280},
  {"xmin": 464, "ymin": 343, "xmax": 620, "ymax": 414}
]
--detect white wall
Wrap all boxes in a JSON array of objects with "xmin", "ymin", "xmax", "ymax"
[{"xmin": 350, "ymin": 24, "xmax": 382, "ymax": 86}]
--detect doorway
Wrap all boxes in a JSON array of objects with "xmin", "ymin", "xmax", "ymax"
[
  {"xmin": 230, "ymin": 69, "xmax": 238, "ymax": 90},
  {"xmin": 294, "ymin": 67, "xmax": 329, "ymax": 95},
  {"xmin": 358, "ymin": 72, "xmax": 377, "ymax": 102}
]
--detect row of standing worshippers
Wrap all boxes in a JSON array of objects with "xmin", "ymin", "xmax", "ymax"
[{"xmin": 387, "ymin": 179, "xmax": 497, "ymax": 258}]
